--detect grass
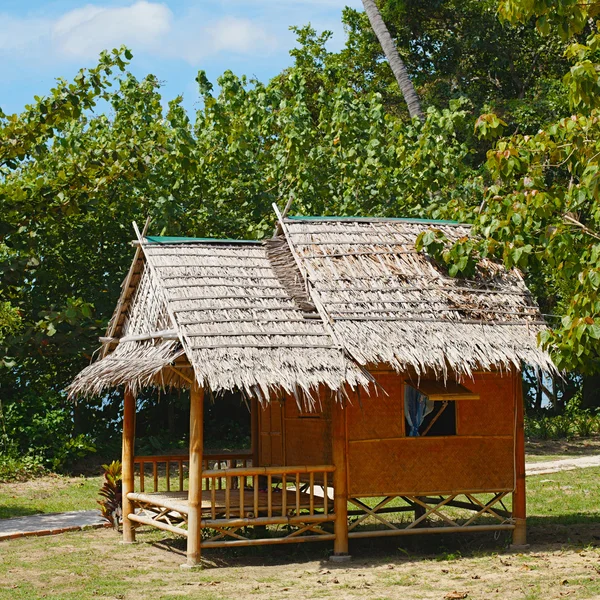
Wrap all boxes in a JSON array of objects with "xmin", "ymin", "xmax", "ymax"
[
  {"xmin": 527, "ymin": 466, "xmax": 600, "ymax": 525},
  {"xmin": 2, "ymin": 448, "xmax": 600, "ymax": 598},
  {"xmin": 0, "ymin": 475, "xmax": 102, "ymax": 519},
  {"xmin": 2, "ymin": 523, "xmax": 600, "ymax": 599}
]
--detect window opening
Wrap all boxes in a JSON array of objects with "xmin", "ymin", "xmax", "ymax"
[{"xmin": 404, "ymin": 384, "xmax": 456, "ymax": 437}]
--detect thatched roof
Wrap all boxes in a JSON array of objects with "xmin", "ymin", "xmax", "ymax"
[
  {"xmin": 69, "ymin": 211, "xmax": 555, "ymax": 401},
  {"xmin": 275, "ymin": 215, "xmax": 555, "ymax": 379},
  {"xmin": 69, "ymin": 237, "xmax": 369, "ymax": 403}
]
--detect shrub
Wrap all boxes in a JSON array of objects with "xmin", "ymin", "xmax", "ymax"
[
  {"xmin": 97, "ymin": 460, "xmax": 122, "ymax": 529},
  {"xmin": 0, "ymin": 453, "xmax": 46, "ymax": 482}
]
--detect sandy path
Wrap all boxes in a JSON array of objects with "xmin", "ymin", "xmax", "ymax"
[{"xmin": 526, "ymin": 454, "xmax": 600, "ymax": 475}]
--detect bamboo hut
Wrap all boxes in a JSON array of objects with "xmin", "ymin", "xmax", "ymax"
[{"xmin": 69, "ymin": 210, "xmax": 554, "ymax": 566}]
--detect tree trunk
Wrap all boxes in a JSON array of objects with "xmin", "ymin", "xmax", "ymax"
[
  {"xmin": 582, "ymin": 374, "xmax": 600, "ymax": 410},
  {"xmin": 361, "ymin": 0, "xmax": 424, "ymax": 121}
]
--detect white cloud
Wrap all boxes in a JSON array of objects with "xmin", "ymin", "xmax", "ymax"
[
  {"xmin": 52, "ymin": 2, "xmax": 172, "ymax": 59},
  {"xmin": 0, "ymin": 2, "xmax": 280, "ymax": 65},
  {"xmin": 0, "ymin": 0, "xmax": 358, "ymax": 71}
]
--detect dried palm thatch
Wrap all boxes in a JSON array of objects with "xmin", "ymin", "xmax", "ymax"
[
  {"xmin": 69, "ymin": 258, "xmax": 185, "ymax": 398},
  {"xmin": 69, "ymin": 238, "xmax": 369, "ymax": 405},
  {"xmin": 69, "ymin": 211, "xmax": 556, "ymax": 403},
  {"xmin": 275, "ymin": 215, "xmax": 555, "ymax": 380}
]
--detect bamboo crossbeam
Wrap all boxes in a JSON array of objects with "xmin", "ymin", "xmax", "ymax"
[
  {"xmin": 329, "ymin": 306, "xmax": 540, "ymax": 316},
  {"xmin": 317, "ymin": 284, "xmax": 531, "ymax": 296},
  {"xmin": 161, "ymin": 274, "xmax": 281, "ymax": 282},
  {"xmin": 168, "ymin": 293, "xmax": 289, "ymax": 302},
  {"xmin": 332, "ymin": 316, "xmax": 545, "ymax": 325},
  {"xmin": 294, "ymin": 240, "xmax": 412, "ymax": 247},
  {"xmin": 304, "ymin": 249, "xmax": 420, "ymax": 259},
  {"xmin": 200, "ymin": 513, "xmax": 335, "ymax": 528},
  {"xmin": 188, "ymin": 342, "xmax": 339, "ymax": 350},
  {"xmin": 184, "ymin": 331, "xmax": 330, "ymax": 338},
  {"xmin": 164, "ymin": 282, "xmax": 287, "ymax": 291},
  {"xmin": 178, "ymin": 317, "xmax": 318, "ymax": 325},
  {"xmin": 284, "ymin": 218, "xmax": 470, "ymax": 227},
  {"xmin": 172, "ymin": 304, "xmax": 298, "ymax": 314},
  {"xmin": 127, "ymin": 513, "xmax": 188, "ymax": 537},
  {"xmin": 201, "ymin": 533, "xmax": 336, "ymax": 548},
  {"xmin": 155, "ymin": 262, "xmax": 272, "ymax": 269}
]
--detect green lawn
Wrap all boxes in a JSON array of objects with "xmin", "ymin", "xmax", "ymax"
[
  {"xmin": 2, "ymin": 466, "xmax": 600, "ymax": 599},
  {"xmin": 0, "ymin": 475, "xmax": 103, "ymax": 519}
]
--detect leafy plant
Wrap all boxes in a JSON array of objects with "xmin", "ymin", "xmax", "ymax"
[
  {"xmin": 0, "ymin": 453, "xmax": 45, "ymax": 483},
  {"xmin": 97, "ymin": 460, "xmax": 122, "ymax": 530}
]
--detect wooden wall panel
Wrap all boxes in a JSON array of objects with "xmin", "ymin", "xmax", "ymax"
[
  {"xmin": 456, "ymin": 372, "xmax": 515, "ymax": 436},
  {"xmin": 348, "ymin": 435, "xmax": 515, "ymax": 497},
  {"xmin": 285, "ymin": 419, "xmax": 331, "ymax": 465},
  {"xmin": 347, "ymin": 373, "xmax": 405, "ymax": 441},
  {"xmin": 258, "ymin": 401, "xmax": 284, "ymax": 466},
  {"xmin": 281, "ymin": 389, "xmax": 331, "ymax": 467}
]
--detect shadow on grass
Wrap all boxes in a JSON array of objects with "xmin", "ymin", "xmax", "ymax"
[
  {"xmin": 0, "ymin": 506, "xmax": 42, "ymax": 519},
  {"xmin": 149, "ymin": 513, "xmax": 600, "ymax": 569},
  {"xmin": 526, "ymin": 437, "xmax": 600, "ymax": 457}
]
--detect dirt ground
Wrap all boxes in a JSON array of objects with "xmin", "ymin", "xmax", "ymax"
[
  {"xmin": 525, "ymin": 437, "xmax": 600, "ymax": 459},
  {"xmin": 2, "ymin": 524, "xmax": 600, "ymax": 600}
]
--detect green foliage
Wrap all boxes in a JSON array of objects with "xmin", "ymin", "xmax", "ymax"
[
  {"xmin": 1, "ymin": 1, "xmax": 599, "ymax": 466},
  {"xmin": 0, "ymin": 453, "xmax": 45, "ymax": 483},
  {"xmin": 97, "ymin": 460, "xmax": 122, "ymax": 529},
  {"xmin": 432, "ymin": 1, "xmax": 600, "ymax": 373},
  {"xmin": 0, "ymin": 383, "xmax": 95, "ymax": 471},
  {"xmin": 525, "ymin": 408, "xmax": 600, "ymax": 440}
]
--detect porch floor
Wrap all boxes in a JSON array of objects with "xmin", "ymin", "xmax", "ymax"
[{"xmin": 128, "ymin": 488, "xmax": 320, "ymax": 517}]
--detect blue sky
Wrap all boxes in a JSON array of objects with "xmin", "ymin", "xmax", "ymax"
[{"xmin": 0, "ymin": 0, "xmax": 362, "ymax": 116}]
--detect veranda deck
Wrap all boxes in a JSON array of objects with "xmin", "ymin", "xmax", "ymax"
[{"xmin": 127, "ymin": 488, "xmax": 319, "ymax": 518}]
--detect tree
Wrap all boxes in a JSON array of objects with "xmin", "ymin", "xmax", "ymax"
[
  {"xmin": 0, "ymin": 29, "xmax": 476, "ymax": 467},
  {"xmin": 361, "ymin": 0, "xmax": 424, "ymax": 120},
  {"xmin": 418, "ymin": 0, "xmax": 600, "ymax": 376}
]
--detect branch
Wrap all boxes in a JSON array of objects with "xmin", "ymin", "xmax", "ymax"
[{"xmin": 563, "ymin": 214, "xmax": 600, "ymax": 241}]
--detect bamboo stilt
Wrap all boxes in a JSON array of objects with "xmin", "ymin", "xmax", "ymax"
[
  {"xmin": 186, "ymin": 382, "xmax": 204, "ymax": 567},
  {"xmin": 251, "ymin": 397, "xmax": 258, "ymax": 469},
  {"xmin": 512, "ymin": 371, "xmax": 527, "ymax": 546},
  {"xmin": 122, "ymin": 387, "xmax": 136, "ymax": 543},
  {"xmin": 332, "ymin": 397, "xmax": 349, "ymax": 557}
]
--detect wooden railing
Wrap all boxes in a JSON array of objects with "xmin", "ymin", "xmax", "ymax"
[
  {"xmin": 201, "ymin": 464, "xmax": 334, "ymax": 522},
  {"xmin": 199, "ymin": 464, "xmax": 336, "ymax": 548},
  {"xmin": 133, "ymin": 451, "xmax": 253, "ymax": 493}
]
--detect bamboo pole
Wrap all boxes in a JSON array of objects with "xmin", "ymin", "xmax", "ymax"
[
  {"xmin": 512, "ymin": 371, "xmax": 527, "ymax": 547},
  {"xmin": 128, "ymin": 514, "xmax": 188, "ymax": 537},
  {"xmin": 122, "ymin": 387, "xmax": 136, "ymax": 544},
  {"xmin": 185, "ymin": 382, "xmax": 204, "ymax": 567},
  {"xmin": 201, "ymin": 533, "xmax": 336, "ymax": 549},
  {"xmin": 331, "ymin": 398, "xmax": 349, "ymax": 557},
  {"xmin": 251, "ymin": 397, "xmax": 259, "ymax": 469}
]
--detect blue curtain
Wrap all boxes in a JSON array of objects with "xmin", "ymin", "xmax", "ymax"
[{"xmin": 404, "ymin": 385, "xmax": 433, "ymax": 436}]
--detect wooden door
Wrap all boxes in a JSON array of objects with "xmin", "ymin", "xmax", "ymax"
[{"xmin": 258, "ymin": 400, "xmax": 285, "ymax": 466}]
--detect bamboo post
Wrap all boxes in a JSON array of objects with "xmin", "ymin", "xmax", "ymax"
[
  {"xmin": 185, "ymin": 382, "xmax": 204, "ymax": 567},
  {"xmin": 251, "ymin": 397, "xmax": 259, "ymax": 469},
  {"xmin": 331, "ymin": 397, "xmax": 350, "ymax": 560},
  {"xmin": 122, "ymin": 387, "xmax": 136, "ymax": 544},
  {"xmin": 512, "ymin": 371, "xmax": 527, "ymax": 547}
]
